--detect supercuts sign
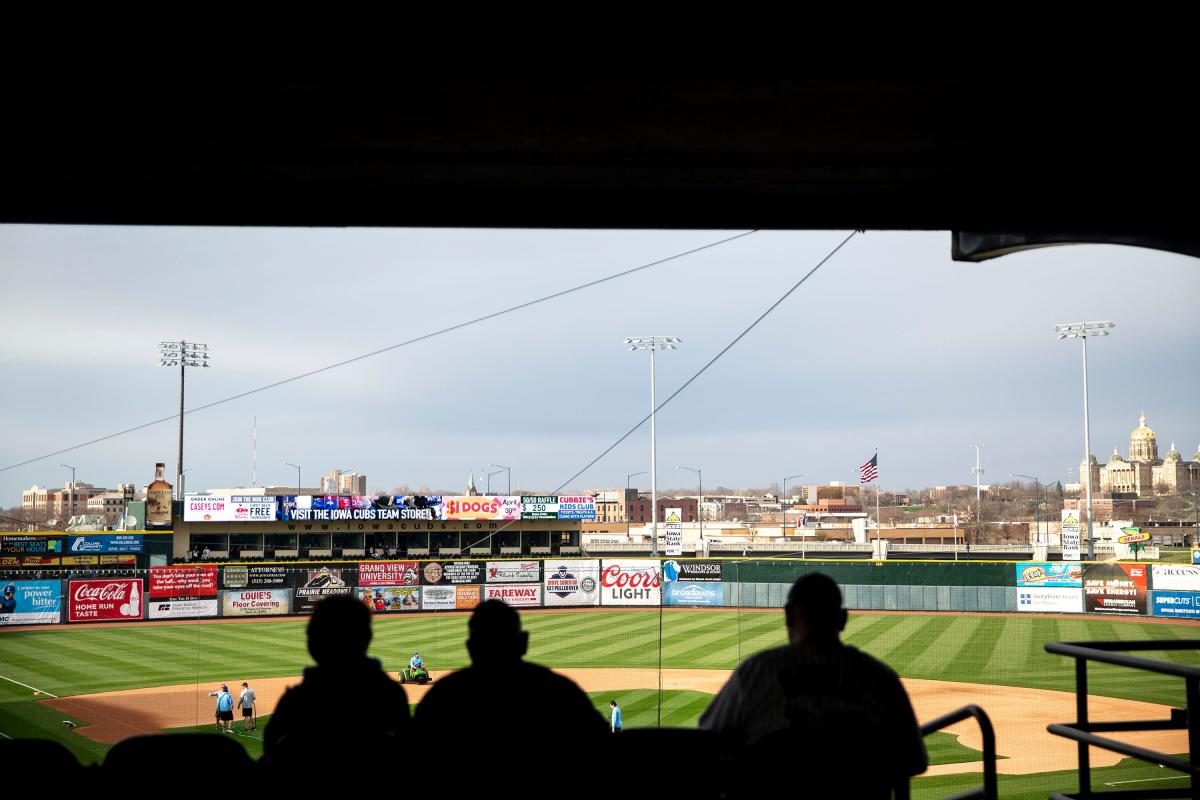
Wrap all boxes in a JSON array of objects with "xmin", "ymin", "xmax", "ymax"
[{"xmin": 600, "ymin": 560, "xmax": 662, "ymax": 606}]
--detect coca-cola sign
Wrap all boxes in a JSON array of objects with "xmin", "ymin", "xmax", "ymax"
[
  {"xmin": 600, "ymin": 560, "xmax": 663, "ymax": 607},
  {"xmin": 69, "ymin": 579, "xmax": 143, "ymax": 622}
]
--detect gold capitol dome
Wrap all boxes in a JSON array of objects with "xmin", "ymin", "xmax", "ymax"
[{"xmin": 1131, "ymin": 411, "xmax": 1156, "ymax": 442}]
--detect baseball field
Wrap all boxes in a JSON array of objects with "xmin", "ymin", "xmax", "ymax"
[{"xmin": 2, "ymin": 608, "xmax": 1197, "ymax": 799}]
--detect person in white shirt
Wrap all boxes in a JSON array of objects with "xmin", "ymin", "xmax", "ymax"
[{"xmin": 238, "ymin": 682, "xmax": 257, "ymax": 731}]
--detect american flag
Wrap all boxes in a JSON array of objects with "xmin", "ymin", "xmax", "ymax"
[{"xmin": 859, "ymin": 453, "xmax": 878, "ymax": 484}]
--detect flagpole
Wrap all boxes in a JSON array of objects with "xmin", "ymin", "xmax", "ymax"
[{"xmin": 875, "ymin": 449, "xmax": 880, "ymax": 547}]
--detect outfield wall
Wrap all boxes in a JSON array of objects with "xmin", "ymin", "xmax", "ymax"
[{"xmin": 4, "ymin": 559, "xmax": 1200, "ymax": 626}]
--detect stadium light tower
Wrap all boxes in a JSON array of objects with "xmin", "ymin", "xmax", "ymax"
[
  {"xmin": 624, "ymin": 336, "xmax": 681, "ymax": 556},
  {"xmin": 1056, "ymin": 320, "xmax": 1114, "ymax": 560},
  {"xmin": 159, "ymin": 341, "xmax": 210, "ymax": 499}
]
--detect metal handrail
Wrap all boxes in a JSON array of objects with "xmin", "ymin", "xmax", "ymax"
[
  {"xmin": 1046, "ymin": 640, "xmax": 1200, "ymax": 680},
  {"xmin": 915, "ymin": 704, "xmax": 998, "ymax": 800},
  {"xmin": 1045, "ymin": 639, "xmax": 1198, "ymax": 799}
]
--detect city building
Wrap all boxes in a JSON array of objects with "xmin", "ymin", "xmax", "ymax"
[
  {"xmin": 802, "ymin": 483, "xmax": 862, "ymax": 504},
  {"xmin": 85, "ymin": 483, "xmax": 138, "ymax": 528},
  {"xmin": 1063, "ymin": 493, "xmax": 1142, "ymax": 525},
  {"xmin": 1081, "ymin": 413, "xmax": 1199, "ymax": 497},
  {"xmin": 22, "ymin": 482, "xmax": 111, "ymax": 519},
  {"xmin": 319, "ymin": 469, "xmax": 367, "ymax": 495},
  {"xmin": 589, "ymin": 489, "xmax": 699, "ymax": 523}
]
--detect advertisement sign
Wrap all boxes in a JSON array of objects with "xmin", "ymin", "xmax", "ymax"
[
  {"xmin": 149, "ymin": 566, "xmax": 218, "ymax": 599},
  {"xmin": 293, "ymin": 567, "xmax": 356, "ymax": 613},
  {"xmin": 99, "ymin": 554, "xmax": 137, "ymax": 566},
  {"xmin": 148, "ymin": 599, "xmax": 219, "ymax": 620},
  {"xmin": 278, "ymin": 495, "xmax": 442, "ymax": 522},
  {"xmin": 1151, "ymin": 565, "xmax": 1200, "ymax": 592},
  {"xmin": 1015, "ymin": 562, "xmax": 1084, "ymax": 588},
  {"xmin": 221, "ymin": 589, "xmax": 291, "ymax": 616},
  {"xmin": 0, "ymin": 581, "xmax": 62, "ymax": 625},
  {"xmin": 0, "ymin": 536, "xmax": 62, "ymax": 554},
  {"xmin": 1153, "ymin": 591, "xmax": 1200, "ymax": 619},
  {"xmin": 67, "ymin": 535, "xmax": 143, "ymax": 554},
  {"xmin": 557, "ymin": 496, "xmax": 597, "ymax": 521},
  {"xmin": 443, "ymin": 496, "xmax": 520, "ymax": 521},
  {"xmin": 1118, "ymin": 527, "xmax": 1151, "ymax": 544},
  {"xmin": 521, "ymin": 496, "xmax": 559, "ymax": 520},
  {"xmin": 664, "ymin": 509, "xmax": 683, "ymax": 557},
  {"xmin": 486, "ymin": 561, "xmax": 541, "ymax": 583},
  {"xmin": 358, "ymin": 561, "xmax": 420, "ymax": 587},
  {"xmin": 601, "ymin": 560, "xmax": 663, "ymax": 606},
  {"xmin": 664, "ymin": 581, "xmax": 724, "ymax": 607},
  {"xmin": 1084, "ymin": 563, "xmax": 1148, "ymax": 615},
  {"xmin": 1193, "ymin": 549, "xmax": 1200, "ymax": 565},
  {"xmin": 358, "ymin": 586, "xmax": 421, "ymax": 612},
  {"xmin": 662, "ymin": 560, "xmax": 723, "ymax": 583},
  {"xmin": 420, "ymin": 585, "xmax": 457, "ymax": 611},
  {"xmin": 1017, "ymin": 587, "xmax": 1084, "ymax": 613},
  {"xmin": 421, "ymin": 561, "xmax": 484, "ymax": 586},
  {"xmin": 223, "ymin": 565, "xmax": 290, "ymax": 589},
  {"xmin": 60, "ymin": 555, "xmax": 98, "ymax": 566},
  {"xmin": 484, "ymin": 583, "xmax": 542, "ymax": 607},
  {"xmin": 184, "ymin": 494, "xmax": 277, "ymax": 522},
  {"xmin": 2, "ymin": 555, "xmax": 60, "ymax": 567},
  {"xmin": 68, "ymin": 579, "xmax": 143, "ymax": 622},
  {"xmin": 1061, "ymin": 511, "xmax": 1082, "ymax": 561},
  {"xmin": 543, "ymin": 560, "xmax": 600, "ymax": 607},
  {"xmin": 456, "ymin": 585, "xmax": 482, "ymax": 610}
]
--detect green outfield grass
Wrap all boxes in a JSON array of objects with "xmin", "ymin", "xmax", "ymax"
[
  {"xmin": 164, "ymin": 697, "xmax": 989, "ymax": 769},
  {"xmin": 2, "ymin": 609, "xmax": 1197, "ymax": 772},
  {"xmin": 912, "ymin": 754, "xmax": 1191, "ymax": 800}
]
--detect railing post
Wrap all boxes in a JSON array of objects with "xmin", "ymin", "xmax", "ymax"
[
  {"xmin": 1188, "ymin": 676, "xmax": 1198, "ymax": 800},
  {"xmin": 1076, "ymin": 656, "xmax": 1091, "ymax": 798}
]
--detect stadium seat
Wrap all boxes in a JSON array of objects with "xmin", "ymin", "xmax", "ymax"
[{"xmin": 0, "ymin": 738, "xmax": 81, "ymax": 771}]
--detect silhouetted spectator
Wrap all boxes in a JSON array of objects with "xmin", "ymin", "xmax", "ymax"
[
  {"xmin": 416, "ymin": 601, "xmax": 606, "ymax": 743},
  {"xmin": 700, "ymin": 573, "xmax": 926, "ymax": 796},
  {"xmin": 264, "ymin": 594, "xmax": 409, "ymax": 766}
]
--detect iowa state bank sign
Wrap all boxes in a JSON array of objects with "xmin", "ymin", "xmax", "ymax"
[{"xmin": 600, "ymin": 559, "xmax": 662, "ymax": 606}]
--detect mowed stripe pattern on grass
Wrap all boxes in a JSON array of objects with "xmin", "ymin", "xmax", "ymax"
[{"xmin": 2, "ymin": 610, "xmax": 1198, "ymax": 706}]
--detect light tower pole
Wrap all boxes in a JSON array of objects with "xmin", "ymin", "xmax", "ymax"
[
  {"xmin": 1056, "ymin": 321, "xmax": 1115, "ymax": 560},
  {"xmin": 159, "ymin": 341, "xmax": 210, "ymax": 499},
  {"xmin": 624, "ymin": 336, "xmax": 681, "ymax": 556}
]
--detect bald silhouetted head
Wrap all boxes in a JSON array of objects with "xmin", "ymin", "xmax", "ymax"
[
  {"xmin": 467, "ymin": 600, "xmax": 529, "ymax": 666},
  {"xmin": 784, "ymin": 573, "xmax": 847, "ymax": 644},
  {"xmin": 307, "ymin": 594, "xmax": 372, "ymax": 666}
]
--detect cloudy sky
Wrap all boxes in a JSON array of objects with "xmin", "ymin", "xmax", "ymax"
[{"xmin": 1, "ymin": 226, "xmax": 1197, "ymax": 503}]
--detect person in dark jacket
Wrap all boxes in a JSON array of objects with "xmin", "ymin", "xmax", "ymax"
[
  {"xmin": 264, "ymin": 594, "xmax": 409, "ymax": 766},
  {"xmin": 415, "ymin": 601, "xmax": 606, "ymax": 745}
]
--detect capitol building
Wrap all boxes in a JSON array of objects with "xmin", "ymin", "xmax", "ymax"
[{"xmin": 1081, "ymin": 413, "xmax": 1200, "ymax": 497}]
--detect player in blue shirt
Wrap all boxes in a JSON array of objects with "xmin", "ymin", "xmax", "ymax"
[{"xmin": 609, "ymin": 699, "xmax": 622, "ymax": 733}]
